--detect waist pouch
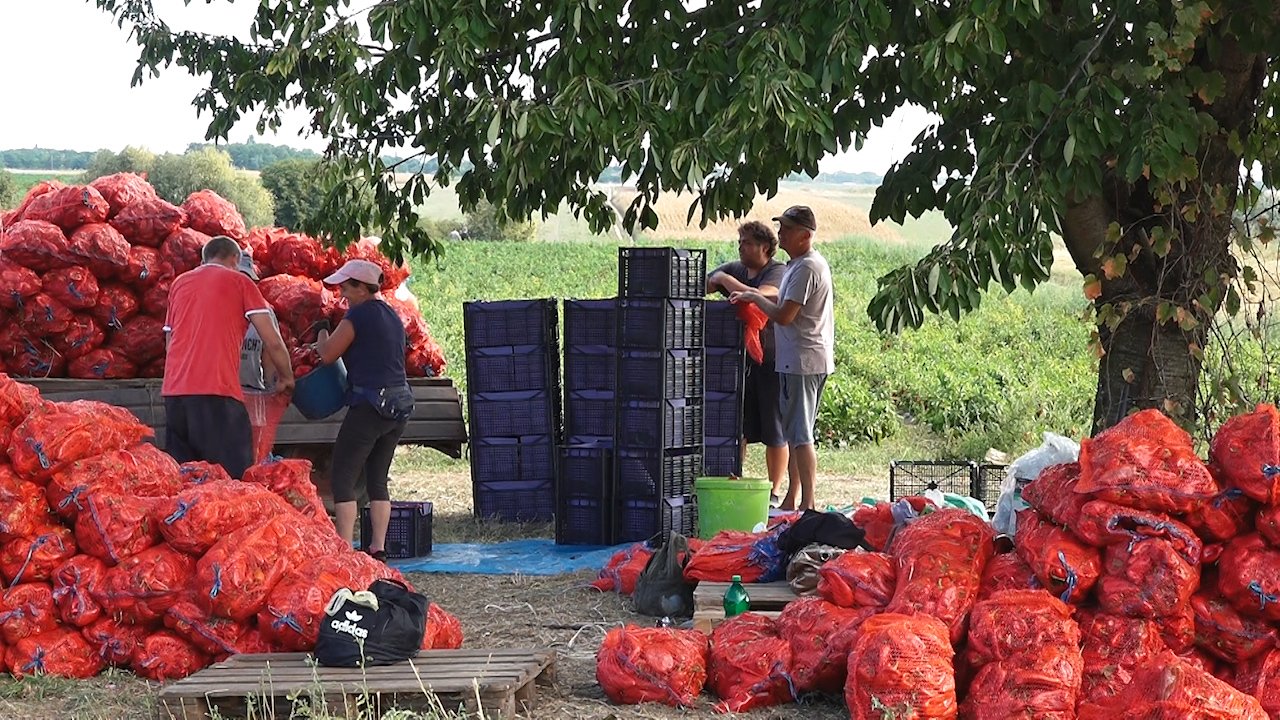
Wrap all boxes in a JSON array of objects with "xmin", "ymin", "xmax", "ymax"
[{"xmin": 353, "ymin": 383, "xmax": 415, "ymax": 421}]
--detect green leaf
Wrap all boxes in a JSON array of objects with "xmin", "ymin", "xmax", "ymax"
[
  {"xmin": 1064, "ymin": 134, "xmax": 1076, "ymax": 166},
  {"xmin": 487, "ymin": 112, "xmax": 501, "ymax": 145},
  {"xmin": 927, "ymin": 263, "xmax": 940, "ymax": 296}
]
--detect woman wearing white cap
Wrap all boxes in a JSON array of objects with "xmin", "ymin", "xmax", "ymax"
[{"xmin": 314, "ymin": 259, "xmax": 415, "ymax": 561}]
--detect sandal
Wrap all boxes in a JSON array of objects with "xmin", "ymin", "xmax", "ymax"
[
  {"xmin": 366, "ymin": 548, "xmax": 388, "ymax": 563},
  {"xmin": 769, "ymin": 494, "xmax": 782, "ymax": 508}
]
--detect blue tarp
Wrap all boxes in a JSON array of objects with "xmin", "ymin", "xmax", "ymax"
[{"xmin": 390, "ymin": 539, "xmax": 629, "ymax": 575}]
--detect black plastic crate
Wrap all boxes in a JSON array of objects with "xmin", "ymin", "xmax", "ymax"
[
  {"xmin": 557, "ymin": 493, "xmax": 612, "ymax": 545},
  {"xmin": 616, "ymin": 298, "xmax": 704, "ymax": 349},
  {"xmin": 463, "ymin": 299, "xmax": 558, "ymax": 349},
  {"xmin": 558, "ymin": 443, "xmax": 613, "ymax": 497},
  {"xmin": 360, "ymin": 501, "xmax": 433, "ymax": 559},
  {"xmin": 704, "ymin": 391, "xmax": 744, "ymax": 438},
  {"xmin": 888, "ymin": 460, "xmax": 979, "ymax": 501},
  {"xmin": 617, "ymin": 349, "xmax": 704, "ymax": 400},
  {"xmin": 615, "ymin": 446, "xmax": 702, "ymax": 499},
  {"xmin": 705, "ymin": 346, "xmax": 746, "ymax": 395},
  {"xmin": 563, "ymin": 299, "xmax": 617, "ymax": 347},
  {"xmin": 471, "ymin": 435, "xmax": 557, "ymax": 484},
  {"xmin": 616, "ymin": 398, "xmax": 703, "ymax": 449},
  {"xmin": 466, "ymin": 344, "xmax": 557, "ymax": 394},
  {"xmin": 976, "ymin": 463, "xmax": 1008, "ymax": 507},
  {"xmin": 565, "ymin": 389, "xmax": 614, "ymax": 441},
  {"xmin": 468, "ymin": 389, "xmax": 560, "ymax": 440},
  {"xmin": 564, "ymin": 346, "xmax": 615, "ymax": 393},
  {"xmin": 705, "ymin": 300, "xmax": 744, "ymax": 349},
  {"xmin": 703, "ymin": 435, "xmax": 743, "ymax": 477},
  {"xmin": 618, "ymin": 247, "xmax": 707, "ymax": 299},
  {"xmin": 613, "ymin": 494, "xmax": 698, "ymax": 544},
  {"xmin": 473, "ymin": 479, "xmax": 555, "ymax": 522}
]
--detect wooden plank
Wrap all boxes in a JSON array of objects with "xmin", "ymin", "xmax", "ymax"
[
  {"xmin": 221, "ymin": 648, "xmax": 548, "ymax": 664},
  {"xmin": 693, "ymin": 581, "xmax": 796, "ymax": 612}
]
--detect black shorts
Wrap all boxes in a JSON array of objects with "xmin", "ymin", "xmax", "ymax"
[
  {"xmin": 742, "ymin": 358, "xmax": 786, "ymax": 448},
  {"xmin": 163, "ymin": 395, "xmax": 254, "ymax": 479}
]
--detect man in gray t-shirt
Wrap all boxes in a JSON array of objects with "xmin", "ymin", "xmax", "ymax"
[
  {"xmin": 729, "ymin": 205, "xmax": 834, "ymax": 511},
  {"xmin": 236, "ymin": 251, "xmax": 282, "ymax": 391}
]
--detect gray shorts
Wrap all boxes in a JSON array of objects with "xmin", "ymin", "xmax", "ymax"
[{"xmin": 779, "ymin": 373, "xmax": 828, "ymax": 446}]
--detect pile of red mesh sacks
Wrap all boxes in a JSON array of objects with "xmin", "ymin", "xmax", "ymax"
[
  {"xmin": 593, "ymin": 406, "xmax": 1280, "ymax": 718},
  {"xmin": 0, "ymin": 374, "xmax": 461, "ymax": 681},
  {"xmin": 0, "ymin": 175, "xmax": 446, "ymax": 380}
]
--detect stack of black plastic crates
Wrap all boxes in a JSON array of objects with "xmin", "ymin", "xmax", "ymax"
[
  {"xmin": 613, "ymin": 248, "xmax": 706, "ymax": 543},
  {"xmin": 463, "ymin": 299, "xmax": 560, "ymax": 522},
  {"xmin": 557, "ymin": 299, "xmax": 617, "ymax": 545},
  {"xmin": 703, "ymin": 300, "xmax": 746, "ymax": 476}
]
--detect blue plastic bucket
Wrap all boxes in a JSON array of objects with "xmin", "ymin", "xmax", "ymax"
[{"xmin": 291, "ymin": 359, "xmax": 349, "ymax": 420}]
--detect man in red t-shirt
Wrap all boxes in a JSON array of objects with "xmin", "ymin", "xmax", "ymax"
[{"xmin": 162, "ymin": 235, "xmax": 295, "ymax": 477}]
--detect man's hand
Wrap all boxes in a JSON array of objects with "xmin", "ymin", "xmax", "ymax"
[
  {"xmin": 729, "ymin": 289, "xmax": 762, "ymax": 305},
  {"xmin": 276, "ymin": 374, "xmax": 296, "ymax": 395}
]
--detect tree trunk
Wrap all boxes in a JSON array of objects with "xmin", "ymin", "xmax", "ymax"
[{"xmin": 1092, "ymin": 306, "xmax": 1205, "ymax": 434}]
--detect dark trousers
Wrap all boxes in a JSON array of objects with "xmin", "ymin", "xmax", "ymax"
[
  {"xmin": 164, "ymin": 395, "xmax": 254, "ymax": 479},
  {"xmin": 331, "ymin": 403, "xmax": 408, "ymax": 503}
]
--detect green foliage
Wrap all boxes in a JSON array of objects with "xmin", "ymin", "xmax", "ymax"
[
  {"xmin": 0, "ymin": 169, "xmax": 18, "ymax": 210},
  {"xmin": 147, "ymin": 148, "xmax": 275, "ymax": 228},
  {"xmin": 79, "ymin": 145, "xmax": 156, "ymax": 181},
  {"xmin": 186, "ymin": 139, "xmax": 318, "ymax": 171},
  {"xmin": 259, "ymin": 157, "xmax": 325, "ymax": 231},
  {"xmin": 0, "ymin": 148, "xmax": 94, "ymax": 170},
  {"xmin": 463, "ymin": 200, "xmax": 537, "ymax": 242}
]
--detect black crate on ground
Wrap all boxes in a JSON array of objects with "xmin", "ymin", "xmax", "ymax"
[
  {"xmin": 469, "ymin": 389, "xmax": 560, "ymax": 440},
  {"xmin": 563, "ymin": 299, "xmax": 617, "ymax": 347},
  {"xmin": 613, "ymin": 494, "xmax": 698, "ymax": 544},
  {"xmin": 473, "ymin": 479, "xmax": 554, "ymax": 522},
  {"xmin": 888, "ymin": 460, "xmax": 979, "ymax": 501},
  {"xmin": 616, "ymin": 299, "xmax": 704, "ymax": 349},
  {"xmin": 472, "ymin": 435, "xmax": 557, "ymax": 485},
  {"xmin": 615, "ymin": 446, "xmax": 702, "ymax": 499},
  {"xmin": 564, "ymin": 346, "xmax": 615, "ymax": 393},
  {"xmin": 463, "ymin": 299, "xmax": 558, "ymax": 349},
  {"xmin": 557, "ymin": 494, "xmax": 612, "ymax": 545},
  {"xmin": 705, "ymin": 300, "xmax": 744, "ymax": 349},
  {"xmin": 360, "ymin": 501, "xmax": 433, "ymax": 559},
  {"xmin": 704, "ymin": 391, "xmax": 744, "ymax": 438},
  {"xmin": 703, "ymin": 436, "xmax": 743, "ymax": 477},
  {"xmin": 616, "ymin": 398, "xmax": 703, "ymax": 449},
  {"xmin": 617, "ymin": 349, "xmax": 704, "ymax": 400},
  {"xmin": 705, "ymin": 346, "xmax": 745, "ymax": 395},
  {"xmin": 618, "ymin": 247, "xmax": 707, "ymax": 300},
  {"xmin": 565, "ymin": 389, "xmax": 614, "ymax": 441},
  {"xmin": 558, "ymin": 444, "xmax": 613, "ymax": 497},
  {"xmin": 976, "ymin": 463, "xmax": 1008, "ymax": 507},
  {"xmin": 466, "ymin": 344, "xmax": 557, "ymax": 394}
]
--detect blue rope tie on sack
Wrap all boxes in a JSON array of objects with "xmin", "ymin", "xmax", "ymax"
[
  {"xmin": 1249, "ymin": 581, "xmax": 1279, "ymax": 610},
  {"xmin": 209, "ymin": 565, "xmax": 223, "ymax": 598},
  {"xmin": 10, "ymin": 535, "xmax": 51, "ymax": 590},
  {"xmin": 1213, "ymin": 488, "xmax": 1246, "ymax": 507},
  {"xmin": 1263, "ymin": 465, "xmax": 1280, "ymax": 479},
  {"xmin": 26, "ymin": 438, "xmax": 51, "ymax": 470},
  {"xmin": 164, "ymin": 499, "xmax": 197, "ymax": 525},
  {"xmin": 1057, "ymin": 550, "xmax": 1079, "ymax": 603},
  {"xmin": 22, "ymin": 648, "xmax": 46, "ymax": 675},
  {"xmin": 58, "ymin": 485, "xmax": 88, "ymax": 512},
  {"xmin": 271, "ymin": 612, "xmax": 303, "ymax": 634}
]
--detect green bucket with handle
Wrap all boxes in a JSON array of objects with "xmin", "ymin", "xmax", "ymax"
[{"xmin": 695, "ymin": 476, "xmax": 772, "ymax": 539}]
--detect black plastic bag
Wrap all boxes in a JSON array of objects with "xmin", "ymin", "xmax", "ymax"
[
  {"xmin": 632, "ymin": 532, "xmax": 695, "ymax": 618},
  {"xmin": 314, "ymin": 579, "xmax": 428, "ymax": 667},
  {"xmin": 776, "ymin": 509, "xmax": 870, "ymax": 555}
]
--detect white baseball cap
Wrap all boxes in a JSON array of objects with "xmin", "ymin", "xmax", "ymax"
[{"xmin": 324, "ymin": 259, "xmax": 383, "ymax": 287}]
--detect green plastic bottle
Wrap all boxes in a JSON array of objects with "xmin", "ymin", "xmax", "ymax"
[{"xmin": 723, "ymin": 575, "xmax": 750, "ymax": 618}]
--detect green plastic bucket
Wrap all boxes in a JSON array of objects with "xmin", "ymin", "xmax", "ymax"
[{"xmin": 695, "ymin": 476, "xmax": 772, "ymax": 539}]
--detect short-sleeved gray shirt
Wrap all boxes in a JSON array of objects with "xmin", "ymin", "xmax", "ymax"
[
  {"xmin": 775, "ymin": 250, "xmax": 835, "ymax": 375},
  {"xmin": 239, "ymin": 309, "xmax": 279, "ymax": 390},
  {"xmin": 711, "ymin": 259, "xmax": 787, "ymax": 359}
]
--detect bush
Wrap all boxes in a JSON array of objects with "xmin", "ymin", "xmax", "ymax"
[
  {"xmin": 147, "ymin": 148, "xmax": 275, "ymax": 228},
  {"xmin": 419, "ymin": 216, "xmax": 467, "ymax": 240},
  {"xmin": 0, "ymin": 169, "xmax": 18, "ymax": 210},
  {"xmin": 464, "ymin": 199, "xmax": 537, "ymax": 242},
  {"xmin": 259, "ymin": 158, "xmax": 326, "ymax": 231},
  {"xmin": 80, "ymin": 146, "xmax": 156, "ymax": 182}
]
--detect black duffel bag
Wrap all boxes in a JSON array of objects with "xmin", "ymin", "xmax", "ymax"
[{"xmin": 314, "ymin": 578, "xmax": 429, "ymax": 667}]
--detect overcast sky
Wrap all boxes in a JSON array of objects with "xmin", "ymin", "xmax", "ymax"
[{"xmin": 2, "ymin": 0, "xmax": 934, "ymax": 175}]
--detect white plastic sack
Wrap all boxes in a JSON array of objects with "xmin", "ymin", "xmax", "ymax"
[{"xmin": 991, "ymin": 432, "xmax": 1080, "ymax": 535}]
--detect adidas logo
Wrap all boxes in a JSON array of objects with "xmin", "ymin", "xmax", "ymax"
[
  {"xmin": 346, "ymin": 610, "xmax": 363, "ymax": 623},
  {"xmin": 329, "ymin": 618, "xmax": 369, "ymax": 640}
]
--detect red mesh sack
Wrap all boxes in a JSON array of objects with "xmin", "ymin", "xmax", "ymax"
[
  {"xmin": 0, "ymin": 583, "xmax": 58, "ymax": 645},
  {"xmin": 109, "ymin": 197, "xmax": 185, "ymax": 247},
  {"xmin": 1073, "ymin": 499, "xmax": 1202, "ymax": 563},
  {"xmin": 1013, "ymin": 509, "xmax": 1100, "ymax": 604},
  {"xmin": 591, "ymin": 542, "xmax": 655, "ymax": 595},
  {"xmin": 0, "ymin": 220, "xmax": 72, "ymax": 272},
  {"xmin": 6, "ymin": 627, "xmax": 104, "ymax": 679},
  {"xmin": 67, "ymin": 223, "xmax": 130, "ymax": 278},
  {"xmin": 2, "ymin": 180, "xmax": 65, "ymax": 226},
  {"xmin": 406, "ymin": 336, "xmax": 448, "ymax": 377},
  {"xmin": 684, "ymin": 528, "xmax": 789, "ymax": 584},
  {"xmin": 0, "ymin": 471, "xmax": 56, "ymax": 540},
  {"xmin": 159, "ymin": 227, "xmax": 210, "ymax": 276},
  {"xmin": 268, "ymin": 233, "xmax": 341, "ymax": 278},
  {"xmin": 846, "ymin": 612, "xmax": 957, "ymax": 720},
  {"xmin": 1020, "ymin": 461, "xmax": 1089, "ymax": 526},
  {"xmin": 1234, "ymin": 646, "xmax": 1280, "ymax": 719},
  {"xmin": 165, "ymin": 596, "xmax": 269, "ymax": 657},
  {"xmin": 776, "ymin": 597, "xmax": 876, "ymax": 694},
  {"xmin": 1218, "ymin": 533, "xmax": 1280, "ymax": 621},
  {"xmin": 4, "ymin": 340, "xmax": 64, "ymax": 380},
  {"xmin": 240, "ymin": 457, "xmax": 327, "ymax": 519},
  {"xmin": 41, "ymin": 266, "xmax": 99, "ymax": 310},
  {"xmin": 1096, "ymin": 538, "xmax": 1199, "ymax": 617},
  {"xmin": 7, "ymin": 400, "xmax": 152, "ymax": 481},
  {"xmin": 1255, "ymin": 502, "xmax": 1280, "ymax": 547},
  {"xmin": 1076, "ymin": 649, "xmax": 1266, "ymax": 719},
  {"xmin": 885, "ymin": 508, "xmax": 995, "ymax": 644},
  {"xmin": 707, "ymin": 613, "xmax": 795, "ymax": 712},
  {"xmin": 966, "ymin": 590, "xmax": 1081, "ymax": 666},
  {"xmin": 978, "ymin": 552, "xmax": 1039, "ymax": 599},
  {"xmin": 22, "ymin": 185, "xmax": 109, "ymax": 232},
  {"xmin": 258, "ymin": 551, "xmax": 396, "ymax": 651},
  {"xmin": 93, "ymin": 544, "xmax": 195, "ymax": 623},
  {"xmin": 51, "ymin": 554, "xmax": 107, "ymax": 627},
  {"xmin": 0, "ymin": 526, "xmax": 78, "ymax": 585},
  {"xmin": 852, "ymin": 497, "xmax": 934, "ymax": 552},
  {"xmin": 55, "ymin": 442, "xmax": 182, "ymax": 506},
  {"xmin": 259, "ymin": 275, "xmax": 334, "ymax": 338},
  {"xmin": 182, "ymin": 190, "xmax": 247, "ymax": 240},
  {"xmin": 1077, "ymin": 408, "xmax": 1219, "ymax": 513},
  {"xmin": 132, "ymin": 630, "xmax": 209, "ymax": 681},
  {"xmin": 243, "ymin": 226, "xmax": 286, "ymax": 273},
  {"xmin": 1160, "ymin": 604, "xmax": 1197, "ymax": 653},
  {"xmin": 177, "ymin": 461, "xmax": 233, "ymax": 486},
  {"xmin": 51, "ymin": 314, "xmax": 104, "ymax": 360},
  {"xmin": 82, "ymin": 615, "xmax": 150, "ymax": 667},
  {"xmin": 0, "ymin": 374, "xmax": 43, "ymax": 429},
  {"xmin": 108, "ymin": 314, "xmax": 166, "ymax": 364},
  {"xmin": 19, "ymin": 292, "xmax": 74, "ymax": 337},
  {"xmin": 74, "ymin": 492, "xmax": 162, "ymax": 565},
  {"xmin": 385, "ymin": 295, "xmax": 427, "ymax": 341},
  {"xmin": 815, "ymin": 550, "xmax": 895, "ymax": 608},
  {"xmin": 962, "ymin": 644, "xmax": 1082, "ymax": 720},
  {"xmin": 89, "ymin": 283, "xmax": 139, "ymax": 330},
  {"xmin": 156, "ymin": 480, "xmax": 295, "ymax": 555},
  {"xmin": 0, "ymin": 260, "xmax": 42, "ymax": 311},
  {"xmin": 120, "ymin": 245, "xmax": 164, "ymax": 288},
  {"xmin": 89, "ymin": 172, "xmax": 157, "ymax": 218},
  {"xmin": 67, "ymin": 350, "xmax": 136, "ymax": 380},
  {"xmin": 1187, "ymin": 487, "xmax": 1257, "ymax": 543},
  {"xmin": 1211, "ymin": 404, "xmax": 1280, "ymax": 503},
  {"xmin": 596, "ymin": 625, "xmax": 708, "ymax": 707},
  {"xmin": 423, "ymin": 603, "xmax": 464, "ymax": 650},
  {"xmin": 1078, "ymin": 610, "xmax": 1167, "ymax": 702},
  {"xmin": 140, "ymin": 278, "xmax": 171, "ymax": 318},
  {"xmin": 141, "ymin": 360, "xmax": 163, "ymax": 380},
  {"xmin": 343, "ymin": 238, "xmax": 409, "ymax": 291}
]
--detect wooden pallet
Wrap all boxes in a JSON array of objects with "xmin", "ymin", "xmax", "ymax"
[
  {"xmin": 155, "ymin": 648, "xmax": 557, "ymax": 720},
  {"xmin": 692, "ymin": 580, "xmax": 799, "ymax": 633}
]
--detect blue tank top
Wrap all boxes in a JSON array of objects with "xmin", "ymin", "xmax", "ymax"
[{"xmin": 342, "ymin": 299, "xmax": 408, "ymax": 392}]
